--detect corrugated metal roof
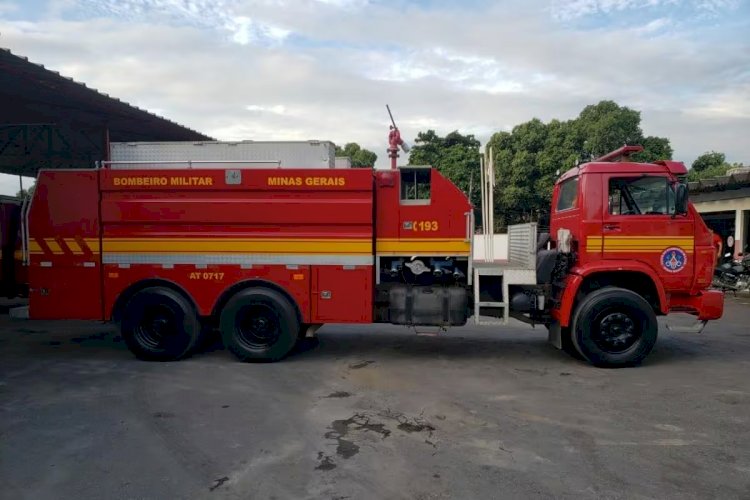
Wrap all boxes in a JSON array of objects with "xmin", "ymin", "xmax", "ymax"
[
  {"xmin": 0, "ymin": 48, "xmax": 214, "ymax": 176},
  {"xmin": 688, "ymin": 168, "xmax": 750, "ymax": 194}
]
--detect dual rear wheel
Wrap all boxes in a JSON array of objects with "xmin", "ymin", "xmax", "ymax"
[{"xmin": 120, "ymin": 286, "xmax": 299, "ymax": 362}]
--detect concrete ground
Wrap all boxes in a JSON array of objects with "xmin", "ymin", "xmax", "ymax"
[{"xmin": 1, "ymin": 298, "xmax": 750, "ymax": 500}]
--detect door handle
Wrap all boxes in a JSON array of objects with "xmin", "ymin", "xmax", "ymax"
[{"xmin": 604, "ymin": 223, "xmax": 620, "ymax": 231}]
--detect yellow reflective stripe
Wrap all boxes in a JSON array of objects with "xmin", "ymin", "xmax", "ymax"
[
  {"xmin": 102, "ymin": 239, "xmax": 372, "ymax": 254},
  {"xmin": 44, "ymin": 238, "xmax": 63, "ymax": 254},
  {"xmin": 376, "ymin": 239, "xmax": 470, "ymax": 255},
  {"xmin": 103, "ymin": 238, "xmax": 367, "ymax": 242},
  {"xmin": 586, "ymin": 235, "xmax": 695, "ymax": 253},
  {"xmin": 602, "ymin": 249, "xmax": 693, "ymax": 253},
  {"xmin": 63, "ymin": 238, "xmax": 84, "ymax": 255},
  {"xmin": 83, "ymin": 239, "xmax": 100, "ymax": 252},
  {"xmin": 96, "ymin": 237, "xmax": 470, "ymax": 256},
  {"xmin": 588, "ymin": 237, "xmax": 694, "ymax": 243},
  {"xmin": 29, "ymin": 240, "xmax": 43, "ymax": 254},
  {"xmin": 606, "ymin": 240, "xmax": 694, "ymax": 245}
]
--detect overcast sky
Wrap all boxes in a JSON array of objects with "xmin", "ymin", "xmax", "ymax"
[{"xmin": 1, "ymin": 0, "xmax": 749, "ymax": 195}]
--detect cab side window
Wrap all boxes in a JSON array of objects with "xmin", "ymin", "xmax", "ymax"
[
  {"xmin": 400, "ymin": 168, "xmax": 431, "ymax": 205},
  {"xmin": 609, "ymin": 177, "xmax": 675, "ymax": 215},
  {"xmin": 556, "ymin": 177, "xmax": 578, "ymax": 211}
]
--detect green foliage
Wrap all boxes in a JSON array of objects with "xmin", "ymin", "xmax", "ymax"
[
  {"xmin": 406, "ymin": 101, "xmax": 675, "ymax": 231},
  {"xmin": 632, "ymin": 136, "xmax": 673, "ymax": 163},
  {"xmin": 691, "ymin": 151, "xmax": 726, "ymax": 173},
  {"xmin": 335, "ymin": 143, "xmax": 377, "ymax": 168},
  {"xmin": 407, "ymin": 129, "xmax": 481, "ymax": 213},
  {"xmin": 687, "ymin": 151, "xmax": 731, "ymax": 181},
  {"xmin": 576, "ymin": 101, "xmax": 643, "ymax": 159},
  {"xmin": 15, "ymin": 185, "xmax": 35, "ymax": 199},
  {"xmin": 485, "ymin": 100, "xmax": 672, "ymax": 228},
  {"xmin": 687, "ymin": 163, "xmax": 731, "ymax": 182}
]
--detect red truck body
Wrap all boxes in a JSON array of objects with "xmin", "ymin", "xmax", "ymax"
[
  {"xmin": 14, "ymin": 148, "xmax": 723, "ymax": 367},
  {"xmin": 550, "ymin": 159, "xmax": 724, "ymax": 326},
  {"xmin": 26, "ymin": 167, "xmax": 471, "ymax": 322}
]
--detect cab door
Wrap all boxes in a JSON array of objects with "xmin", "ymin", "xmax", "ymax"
[{"xmin": 602, "ymin": 174, "xmax": 694, "ymax": 291}]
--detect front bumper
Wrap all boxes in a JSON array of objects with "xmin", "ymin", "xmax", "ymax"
[{"xmin": 668, "ymin": 289, "xmax": 724, "ymax": 320}]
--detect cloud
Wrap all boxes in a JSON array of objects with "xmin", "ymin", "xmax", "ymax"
[
  {"xmin": 0, "ymin": 0, "xmax": 747, "ymax": 195},
  {"xmin": 74, "ymin": 0, "xmax": 291, "ymax": 46},
  {"xmin": 550, "ymin": 0, "xmax": 740, "ymax": 20},
  {"xmin": 0, "ymin": 1, "xmax": 18, "ymax": 15},
  {"xmin": 226, "ymin": 15, "xmax": 290, "ymax": 45}
]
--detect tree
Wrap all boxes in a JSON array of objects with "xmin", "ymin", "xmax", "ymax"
[
  {"xmin": 632, "ymin": 136, "xmax": 673, "ymax": 163},
  {"xmin": 484, "ymin": 100, "xmax": 672, "ymax": 228},
  {"xmin": 408, "ymin": 101, "xmax": 673, "ymax": 231},
  {"xmin": 576, "ymin": 100, "xmax": 643, "ymax": 159},
  {"xmin": 691, "ymin": 151, "xmax": 725, "ymax": 173},
  {"xmin": 335, "ymin": 143, "xmax": 377, "ymax": 168},
  {"xmin": 16, "ymin": 185, "xmax": 35, "ymax": 199},
  {"xmin": 688, "ymin": 151, "xmax": 730, "ymax": 181},
  {"xmin": 408, "ymin": 129, "xmax": 481, "ymax": 215}
]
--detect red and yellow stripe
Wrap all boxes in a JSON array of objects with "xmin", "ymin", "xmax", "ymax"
[
  {"xmin": 587, "ymin": 236, "xmax": 694, "ymax": 253},
  {"xmin": 28, "ymin": 238, "xmax": 99, "ymax": 256},
  {"xmin": 27, "ymin": 236, "xmax": 470, "ymax": 257}
]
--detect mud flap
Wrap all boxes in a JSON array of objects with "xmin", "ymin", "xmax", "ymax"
[{"xmin": 547, "ymin": 320, "xmax": 562, "ymax": 349}]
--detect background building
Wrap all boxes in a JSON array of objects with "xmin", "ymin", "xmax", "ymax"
[
  {"xmin": 0, "ymin": 48, "xmax": 211, "ymax": 192},
  {"xmin": 690, "ymin": 167, "xmax": 750, "ymax": 258}
]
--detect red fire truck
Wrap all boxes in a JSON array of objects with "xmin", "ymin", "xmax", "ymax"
[{"xmin": 8, "ymin": 144, "xmax": 723, "ymax": 367}]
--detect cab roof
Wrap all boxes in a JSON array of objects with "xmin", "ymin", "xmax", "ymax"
[{"xmin": 558, "ymin": 160, "xmax": 688, "ymax": 184}]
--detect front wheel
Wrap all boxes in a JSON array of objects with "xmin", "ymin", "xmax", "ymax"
[{"xmin": 571, "ymin": 287, "xmax": 658, "ymax": 368}]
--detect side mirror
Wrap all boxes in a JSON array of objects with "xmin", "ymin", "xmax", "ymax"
[{"xmin": 675, "ymin": 183, "xmax": 688, "ymax": 215}]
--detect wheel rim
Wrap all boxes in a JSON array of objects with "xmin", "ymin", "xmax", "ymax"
[
  {"xmin": 135, "ymin": 304, "xmax": 178, "ymax": 350},
  {"xmin": 593, "ymin": 311, "xmax": 640, "ymax": 353},
  {"xmin": 236, "ymin": 304, "xmax": 281, "ymax": 349}
]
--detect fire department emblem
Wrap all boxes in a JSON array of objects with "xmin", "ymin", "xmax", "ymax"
[{"xmin": 661, "ymin": 247, "xmax": 687, "ymax": 273}]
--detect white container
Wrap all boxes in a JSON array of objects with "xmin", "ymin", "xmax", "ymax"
[
  {"xmin": 109, "ymin": 140, "xmax": 336, "ymax": 169},
  {"xmin": 334, "ymin": 156, "xmax": 352, "ymax": 169}
]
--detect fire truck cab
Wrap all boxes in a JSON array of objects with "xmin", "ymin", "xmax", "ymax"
[{"xmin": 12, "ymin": 144, "xmax": 723, "ymax": 367}]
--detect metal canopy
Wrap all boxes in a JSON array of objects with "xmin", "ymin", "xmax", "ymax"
[{"xmin": 0, "ymin": 49, "xmax": 213, "ymax": 177}]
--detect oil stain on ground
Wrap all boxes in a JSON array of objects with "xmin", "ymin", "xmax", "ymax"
[
  {"xmin": 317, "ymin": 410, "xmax": 437, "ymax": 472},
  {"xmin": 315, "ymin": 452, "xmax": 337, "ymax": 471},
  {"xmin": 325, "ymin": 391, "xmax": 352, "ymax": 398},
  {"xmin": 325, "ymin": 413, "xmax": 391, "ymax": 459},
  {"xmin": 348, "ymin": 360, "xmax": 375, "ymax": 369}
]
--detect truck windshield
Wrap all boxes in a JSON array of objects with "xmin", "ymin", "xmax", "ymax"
[{"xmin": 609, "ymin": 176, "xmax": 675, "ymax": 215}]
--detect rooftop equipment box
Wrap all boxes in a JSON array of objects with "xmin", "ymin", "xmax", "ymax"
[{"xmin": 109, "ymin": 140, "xmax": 337, "ymax": 169}]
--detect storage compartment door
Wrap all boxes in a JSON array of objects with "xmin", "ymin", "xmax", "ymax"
[{"xmin": 312, "ymin": 266, "xmax": 372, "ymax": 323}]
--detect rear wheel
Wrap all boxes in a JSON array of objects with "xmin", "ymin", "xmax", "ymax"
[
  {"xmin": 571, "ymin": 287, "xmax": 658, "ymax": 367},
  {"xmin": 220, "ymin": 288, "xmax": 299, "ymax": 362},
  {"xmin": 121, "ymin": 287, "xmax": 200, "ymax": 361}
]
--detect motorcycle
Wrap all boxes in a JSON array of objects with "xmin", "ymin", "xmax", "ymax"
[{"xmin": 713, "ymin": 252, "xmax": 750, "ymax": 293}]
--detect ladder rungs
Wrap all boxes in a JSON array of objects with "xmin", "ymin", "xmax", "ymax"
[{"xmin": 477, "ymin": 301, "xmax": 505, "ymax": 307}]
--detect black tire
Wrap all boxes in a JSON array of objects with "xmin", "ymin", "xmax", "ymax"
[
  {"xmin": 220, "ymin": 287, "xmax": 299, "ymax": 362},
  {"xmin": 545, "ymin": 323, "xmax": 584, "ymax": 360},
  {"xmin": 571, "ymin": 287, "xmax": 658, "ymax": 367},
  {"xmin": 560, "ymin": 326, "xmax": 585, "ymax": 360},
  {"xmin": 121, "ymin": 287, "xmax": 200, "ymax": 361}
]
